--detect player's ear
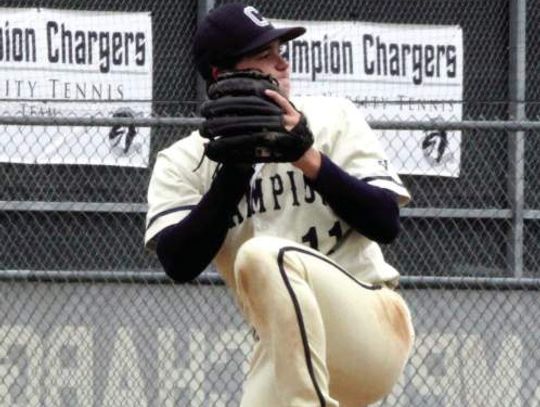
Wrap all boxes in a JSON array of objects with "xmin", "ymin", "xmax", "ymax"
[{"xmin": 204, "ymin": 67, "xmax": 222, "ymax": 95}]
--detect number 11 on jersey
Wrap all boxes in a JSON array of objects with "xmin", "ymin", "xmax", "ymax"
[{"xmin": 301, "ymin": 220, "xmax": 343, "ymax": 252}]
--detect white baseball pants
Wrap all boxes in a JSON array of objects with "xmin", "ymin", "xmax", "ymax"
[{"xmin": 233, "ymin": 236, "xmax": 414, "ymax": 407}]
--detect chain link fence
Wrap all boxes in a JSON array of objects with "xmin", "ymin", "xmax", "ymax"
[{"xmin": 0, "ymin": 0, "xmax": 539, "ymax": 406}]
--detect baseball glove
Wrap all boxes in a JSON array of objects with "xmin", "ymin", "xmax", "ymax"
[{"xmin": 199, "ymin": 70, "xmax": 314, "ymax": 164}]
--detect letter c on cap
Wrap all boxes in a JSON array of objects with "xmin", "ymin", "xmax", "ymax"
[{"xmin": 244, "ymin": 6, "xmax": 270, "ymax": 27}]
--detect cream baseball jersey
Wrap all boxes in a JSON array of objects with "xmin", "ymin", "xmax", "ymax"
[{"xmin": 145, "ymin": 96, "xmax": 410, "ymax": 288}]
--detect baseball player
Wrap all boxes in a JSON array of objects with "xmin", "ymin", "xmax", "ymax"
[{"xmin": 145, "ymin": 3, "xmax": 414, "ymax": 406}]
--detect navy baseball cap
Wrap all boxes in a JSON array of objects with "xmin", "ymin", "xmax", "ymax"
[{"xmin": 193, "ymin": 3, "xmax": 306, "ymax": 80}]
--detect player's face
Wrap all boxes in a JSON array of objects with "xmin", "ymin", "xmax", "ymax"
[{"xmin": 235, "ymin": 40, "xmax": 291, "ymax": 97}]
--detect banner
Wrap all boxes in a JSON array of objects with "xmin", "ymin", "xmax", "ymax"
[
  {"xmin": 274, "ymin": 20, "xmax": 463, "ymax": 177},
  {"xmin": 0, "ymin": 8, "xmax": 152, "ymax": 167}
]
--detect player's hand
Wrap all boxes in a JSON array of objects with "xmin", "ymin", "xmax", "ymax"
[
  {"xmin": 265, "ymin": 89, "xmax": 321, "ymax": 179},
  {"xmin": 264, "ymin": 89, "xmax": 301, "ymax": 131}
]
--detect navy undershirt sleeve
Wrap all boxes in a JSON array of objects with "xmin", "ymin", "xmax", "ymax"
[
  {"xmin": 307, "ymin": 154, "xmax": 401, "ymax": 244},
  {"xmin": 155, "ymin": 164, "xmax": 253, "ymax": 283}
]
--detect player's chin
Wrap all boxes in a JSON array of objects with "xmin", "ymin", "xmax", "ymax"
[{"xmin": 278, "ymin": 79, "xmax": 291, "ymax": 97}]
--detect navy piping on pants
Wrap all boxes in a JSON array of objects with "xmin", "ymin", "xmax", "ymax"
[{"xmin": 276, "ymin": 246, "xmax": 382, "ymax": 407}]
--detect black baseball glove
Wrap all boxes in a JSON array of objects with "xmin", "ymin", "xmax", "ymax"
[{"xmin": 199, "ymin": 70, "xmax": 314, "ymax": 164}]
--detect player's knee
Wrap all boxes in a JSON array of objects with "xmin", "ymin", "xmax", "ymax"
[
  {"xmin": 382, "ymin": 291, "xmax": 415, "ymax": 354},
  {"xmin": 234, "ymin": 237, "xmax": 279, "ymax": 296},
  {"xmin": 235, "ymin": 237, "xmax": 280, "ymax": 272},
  {"xmin": 234, "ymin": 236, "xmax": 297, "ymax": 283}
]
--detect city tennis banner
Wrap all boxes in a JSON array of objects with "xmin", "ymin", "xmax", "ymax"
[
  {"xmin": 0, "ymin": 8, "xmax": 152, "ymax": 167},
  {"xmin": 275, "ymin": 19, "xmax": 463, "ymax": 177}
]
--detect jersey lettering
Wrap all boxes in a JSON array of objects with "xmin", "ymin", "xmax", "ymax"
[
  {"xmin": 247, "ymin": 178, "xmax": 267, "ymax": 217},
  {"xmin": 328, "ymin": 220, "xmax": 343, "ymax": 242},
  {"xmin": 229, "ymin": 170, "xmax": 326, "ymax": 228},
  {"xmin": 302, "ymin": 226, "xmax": 318, "ymax": 249},
  {"xmin": 287, "ymin": 171, "xmax": 300, "ymax": 206},
  {"xmin": 270, "ymin": 174, "xmax": 284, "ymax": 210},
  {"xmin": 304, "ymin": 175, "xmax": 316, "ymax": 203},
  {"xmin": 301, "ymin": 221, "xmax": 342, "ymax": 251}
]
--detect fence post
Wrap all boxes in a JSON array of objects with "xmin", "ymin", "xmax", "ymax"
[
  {"xmin": 507, "ymin": 0, "xmax": 527, "ymax": 277},
  {"xmin": 196, "ymin": 0, "xmax": 215, "ymax": 105}
]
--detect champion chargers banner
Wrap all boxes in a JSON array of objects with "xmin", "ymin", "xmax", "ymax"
[
  {"xmin": 274, "ymin": 20, "xmax": 463, "ymax": 177},
  {"xmin": 0, "ymin": 8, "xmax": 152, "ymax": 167}
]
